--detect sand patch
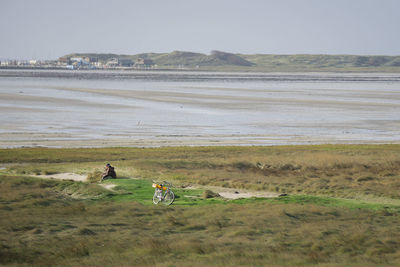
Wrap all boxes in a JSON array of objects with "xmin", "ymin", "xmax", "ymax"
[
  {"xmin": 184, "ymin": 184, "xmax": 280, "ymax": 199},
  {"xmin": 36, "ymin": 172, "xmax": 87, "ymax": 182},
  {"xmin": 99, "ymin": 183, "xmax": 117, "ymax": 190},
  {"xmin": 36, "ymin": 172, "xmax": 118, "ymax": 191},
  {"xmin": 218, "ymin": 191, "xmax": 280, "ymax": 199}
]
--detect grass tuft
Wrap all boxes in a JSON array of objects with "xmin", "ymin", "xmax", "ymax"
[
  {"xmin": 86, "ymin": 170, "xmax": 103, "ymax": 183},
  {"xmin": 202, "ymin": 189, "xmax": 220, "ymax": 199},
  {"xmin": 79, "ymin": 228, "xmax": 97, "ymax": 236}
]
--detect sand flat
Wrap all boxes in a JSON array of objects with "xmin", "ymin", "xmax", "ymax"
[{"xmin": 1, "ymin": 70, "xmax": 399, "ymax": 147}]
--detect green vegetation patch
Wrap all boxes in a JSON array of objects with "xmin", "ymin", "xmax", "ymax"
[{"xmin": 103, "ymin": 178, "xmax": 222, "ymax": 206}]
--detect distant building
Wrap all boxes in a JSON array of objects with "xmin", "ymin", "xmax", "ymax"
[
  {"xmin": 106, "ymin": 58, "xmax": 119, "ymax": 67},
  {"xmin": 3, "ymin": 60, "xmax": 11, "ymax": 66},
  {"xmin": 70, "ymin": 57, "xmax": 83, "ymax": 62},
  {"xmin": 89, "ymin": 57, "xmax": 98, "ymax": 63},
  {"xmin": 93, "ymin": 61, "xmax": 104, "ymax": 68},
  {"xmin": 118, "ymin": 58, "xmax": 133, "ymax": 67},
  {"xmin": 18, "ymin": 60, "xmax": 30, "ymax": 66},
  {"xmin": 135, "ymin": 58, "xmax": 154, "ymax": 68},
  {"xmin": 58, "ymin": 57, "xmax": 71, "ymax": 65}
]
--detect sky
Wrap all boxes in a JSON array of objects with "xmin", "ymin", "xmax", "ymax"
[{"xmin": 1, "ymin": 0, "xmax": 400, "ymax": 59}]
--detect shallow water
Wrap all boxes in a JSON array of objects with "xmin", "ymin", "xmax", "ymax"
[{"xmin": 0, "ymin": 70, "xmax": 399, "ymax": 147}]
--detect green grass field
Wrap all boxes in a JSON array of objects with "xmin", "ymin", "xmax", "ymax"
[{"xmin": 1, "ymin": 145, "xmax": 400, "ymax": 266}]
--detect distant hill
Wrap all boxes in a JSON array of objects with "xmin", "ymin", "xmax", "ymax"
[
  {"xmin": 65, "ymin": 50, "xmax": 253, "ymax": 67},
  {"xmin": 241, "ymin": 54, "xmax": 400, "ymax": 72},
  {"xmin": 65, "ymin": 51, "xmax": 400, "ymax": 72}
]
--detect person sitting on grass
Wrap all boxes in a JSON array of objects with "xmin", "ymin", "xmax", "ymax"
[{"xmin": 101, "ymin": 163, "xmax": 117, "ymax": 181}]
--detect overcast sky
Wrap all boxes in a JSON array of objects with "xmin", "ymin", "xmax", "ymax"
[{"xmin": 1, "ymin": 0, "xmax": 400, "ymax": 59}]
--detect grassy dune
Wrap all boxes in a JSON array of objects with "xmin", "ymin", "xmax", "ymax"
[
  {"xmin": 3, "ymin": 145, "xmax": 400, "ymax": 200},
  {"xmin": 1, "ymin": 145, "xmax": 400, "ymax": 266},
  {"xmin": 67, "ymin": 52, "xmax": 400, "ymax": 72}
]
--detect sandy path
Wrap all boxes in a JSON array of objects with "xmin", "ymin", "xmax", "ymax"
[
  {"xmin": 100, "ymin": 183, "xmax": 117, "ymax": 190},
  {"xmin": 185, "ymin": 184, "xmax": 280, "ymax": 199},
  {"xmin": 36, "ymin": 172, "xmax": 87, "ymax": 182},
  {"xmin": 36, "ymin": 172, "xmax": 120, "ymax": 191},
  {"xmin": 34, "ymin": 173, "xmax": 279, "ymax": 199},
  {"xmin": 218, "ymin": 191, "xmax": 280, "ymax": 199}
]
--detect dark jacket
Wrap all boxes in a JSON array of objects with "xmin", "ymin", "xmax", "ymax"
[{"xmin": 104, "ymin": 166, "xmax": 117, "ymax": 178}]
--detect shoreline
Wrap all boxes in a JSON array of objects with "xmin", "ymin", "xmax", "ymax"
[
  {"xmin": 1, "ymin": 68, "xmax": 400, "ymax": 81},
  {"xmin": 1, "ymin": 136, "xmax": 399, "ymax": 149}
]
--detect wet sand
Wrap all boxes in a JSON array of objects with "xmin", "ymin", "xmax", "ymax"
[
  {"xmin": 1, "ymin": 132, "xmax": 399, "ymax": 148},
  {"xmin": 1, "ymin": 70, "xmax": 399, "ymax": 147}
]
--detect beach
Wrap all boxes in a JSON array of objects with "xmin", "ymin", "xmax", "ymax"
[{"xmin": 1, "ymin": 69, "xmax": 399, "ymax": 147}]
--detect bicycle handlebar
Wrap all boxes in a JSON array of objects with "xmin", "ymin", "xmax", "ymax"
[
  {"xmin": 152, "ymin": 180, "xmax": 173, "ymax": 187},
  {"xmin": 162, "ymin": 181, "xmax": 172, "ymax": 187}
]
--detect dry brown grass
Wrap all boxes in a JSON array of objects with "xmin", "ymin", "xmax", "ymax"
[
  {"xmin": 132, "ymin": 145, "xmax": 400, "ymax": 200},
  {"xmin": 3, "ymin": 145, "xmax": 400, "ymax": 200},
  {"xmin": 86, "ymin": 169, "xmax": 103, "ymax": 183},
  {"xmin": 1, "ymin": 174, "xmax": 400, "ymax": 266},
  {"xmin": 2, "ymin": 145, "xmax": 400, "ymax": 265}
]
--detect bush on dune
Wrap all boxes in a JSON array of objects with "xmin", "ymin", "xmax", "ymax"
[{"xmin": 86, "ymin": 170, "xmax": 103, "ymax": 183}]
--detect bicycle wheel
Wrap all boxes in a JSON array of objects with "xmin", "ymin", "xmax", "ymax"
[
  {"xmin": 162, "ymin": 190, "xmax": 175, "ymax": 206},
  {"xmin": 152, "ymin": 190, "xmax": 162, "ymax": 205}
]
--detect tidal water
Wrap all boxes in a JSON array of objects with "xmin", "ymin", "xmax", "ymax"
[{"xmin": 0, "ymin": 70, "xmax": 399, "ymax": 147}]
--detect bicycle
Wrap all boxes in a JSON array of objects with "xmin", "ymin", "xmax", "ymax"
[{"xmin": 152, "ymin": 181, "xmax": 175, "ymax": 205}]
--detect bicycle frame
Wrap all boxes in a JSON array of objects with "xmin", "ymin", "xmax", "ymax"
[{"xmin": 152, "ymin": 182, "xmax": 174, "ymax": 205}]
